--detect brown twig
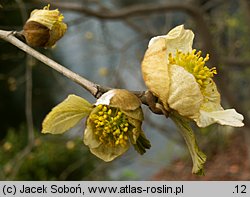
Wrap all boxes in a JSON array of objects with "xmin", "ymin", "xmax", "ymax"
[
  {"xmin": 221, "ymin": 57, "xmax": 250, "ymax": 67},
  {"xmin": 34, "ymin": 1, "xmax": 206, "ymax": 20},
  {"xmin": 0, "ymin": 30, "xmax": 109, "ymax": 98}
]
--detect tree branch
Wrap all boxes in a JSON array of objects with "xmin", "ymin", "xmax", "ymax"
[
  {"xmin": 0, "ymin": 30, "xmax": 108, "ymax": 98},
  {"xmin": 35, "ymin": 1, "xmax": 205, "ymax": 21},
  {"xmin": 222, "ymin": 57, "xmax": 250, "ymax": 68}
]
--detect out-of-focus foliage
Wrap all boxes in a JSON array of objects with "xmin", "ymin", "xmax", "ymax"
[
  {"xmin": 210, "ymin": 2, "xmax": 250, "ymax": 112},
  {"xmin": 0, "ymin": 126, "xmax": 104, "ymax": 180}
]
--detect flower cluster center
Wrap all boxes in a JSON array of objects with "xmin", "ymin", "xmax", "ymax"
[
  {"xmin": 168, "ymin": 49, "xmax": 217, "ymax": 89},
  {"xmin": 90, "ymin": 105, "xmax": 130, "ymax": 147}
]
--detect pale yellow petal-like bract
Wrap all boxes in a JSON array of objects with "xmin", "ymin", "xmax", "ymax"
[
  {"xmin": 165, "ymin": 24, "xmax": 194, "ymax": 56},
  {"xmin": 194, "ymin": 79, "xmax": 244, "ymax": 127},
  {"xmin": 142, "ymin": 37, "xmax": 170, "ymax": 109},
  {"xmin": 148, "ymin": 25, "xmax": 194, "ymax": 57},
  {"xmin": 42, "ymin": 94, "xmax": 93, "ymax": 134},
  {"xmin": 196, "ymin": 109, "xmax": 244, "ymax": 127},
  {"xmin": 28, "ymin": 8, "xmax": 62, "ymax": 30},
  {"xmin": 168, "ymin": 65, "xmax": 203, "ymax": 118},
  {"xmin": 89, "ymin": 143, "xmax": 129, "ymax": 162},
  {"xmin": 109, "ymin": 89, "xmax": 141, "ymax": 110},
  {"xmin": 95, "ymin": 89, "xmax": 141, "ymax": 110},
  {"xmin": 83, "ymin": 107, "xmax": 102, "ymax": 148},
  {"xmin": 200, "ymin": 79, "xmax": 222, "ymax": 111}
]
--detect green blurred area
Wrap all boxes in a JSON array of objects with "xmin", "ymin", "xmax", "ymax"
[{"xmin": 1, "ymin": 126, "xmax": 103, "ymax": 180}]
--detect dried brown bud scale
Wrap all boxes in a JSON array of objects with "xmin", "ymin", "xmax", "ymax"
[{"xmin": 23, "ymin": 21, "xmax": 50, "ymax": 47}]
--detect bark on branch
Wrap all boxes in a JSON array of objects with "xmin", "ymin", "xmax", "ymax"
[{"xmin": 0, "ymin": 30, "xmax": 107, "ymax": 98}]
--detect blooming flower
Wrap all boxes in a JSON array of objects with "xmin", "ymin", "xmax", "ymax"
[
  {"xmin": 23, "ymin": 4, "xmax": 67, "ymax": 47},
  {"xmin": 84, "ymin": 89, "xmax": 150, "ymax": 161},
  {"xmin": 42, "ymin": 89, "xmax": 150, "ymax": 162},
  {"xmin": 142, "ymin": 25, "xmax": 244, "ymax": 128},
  {"xmin": 141, "ymin": 25, "xmax": 244, "ymax": 174}
]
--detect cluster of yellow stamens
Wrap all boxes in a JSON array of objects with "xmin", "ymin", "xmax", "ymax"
[
  {"xmin": 90, "ymin": 105, "xmax": 130, "ymax": 147},
  {"xmin": 168, "ymin": 49, "xmax": 217, "ymax": 89}
]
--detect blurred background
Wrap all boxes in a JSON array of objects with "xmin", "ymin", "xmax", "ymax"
[{"xmin": 0, "ymin": 0, "xmax": 249, "ymax": 180}]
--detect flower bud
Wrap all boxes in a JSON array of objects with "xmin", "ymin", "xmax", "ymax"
[{"xmin": 23, "ymin": 4, "xmax": 67, "ymax": 47}]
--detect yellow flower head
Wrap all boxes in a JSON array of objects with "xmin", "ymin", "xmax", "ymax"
[
  {"xmin": 23, "ymin": 4, "xmax": 67, "ymax": 47},
  {"xmin": 142, "ymin": 25, "xmax": 244, "ymax": 127},
  {"xmin": 84, "ymin": 89, "xmax": 151, "ymax": 162}
]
